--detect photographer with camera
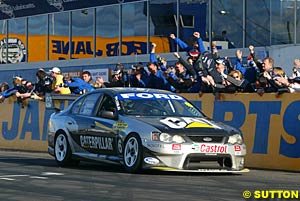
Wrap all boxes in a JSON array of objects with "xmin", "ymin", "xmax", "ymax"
[
  {"xmin": 96, "ymin": 69, "xmax": 127, "ymax": 88},
  {"xmin": 147, "ymin": 43, "xmax": 175, "ymax": 91},
  {"xmin": 35, "ymin": 68, "xmax": 55, "ymax": 96},
  {"xmin": 291, "ymin": 58, "xmax": 300, "ymax": 78},
  {"xmin": 129, "ymin": 63, "xmax": 147, "ymax": 88}
]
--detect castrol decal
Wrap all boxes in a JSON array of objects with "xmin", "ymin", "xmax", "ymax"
[{"xmin": 195, "ymin": 144, "xmax": 228, "ymax": 153}]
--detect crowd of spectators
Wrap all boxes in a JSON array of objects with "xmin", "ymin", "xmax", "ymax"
[{"xmin": 1, "ymin": 31, "xmax": 300, "ymax": 105}]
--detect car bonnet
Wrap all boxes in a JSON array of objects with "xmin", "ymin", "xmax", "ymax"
[{"xmin": 130, "ymin": 116, "xmax": 239, "ymax": 136}]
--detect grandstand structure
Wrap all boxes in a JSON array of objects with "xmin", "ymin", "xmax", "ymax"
[{"xmin": 0, "ymin": 0, "xmax": 299, "ymax": 83}]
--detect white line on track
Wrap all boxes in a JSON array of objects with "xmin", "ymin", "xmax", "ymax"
[
  {"xmin": 29, "ymin": 176, "xmax": 48, "ymax": 179},
  {"xmin": 41, "ymin": 172, "xmax": 64, "ymax": 176},
  {"xmin": 0, "ymin": 175, "xmax": 29, "ymax": 181},
  {"xmin": 0, "ymin": 175, "xmax": 29, "ymax": 178},
  {"xmin": 0, "ymin": 173, "xmax": 64, "ymax": 181},
  {"xmin": 0, "ymin": 178, "xmax": 15, "ymax": 181}
]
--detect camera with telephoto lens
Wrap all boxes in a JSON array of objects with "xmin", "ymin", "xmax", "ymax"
[
  {"xmin": 293, "ymin": 68, "xmax": 298, "ymax": 74},
  {"xmin": 156, "ymin": 56, "xmax": 165, "ymax": 66},
  {"xmin": 42, "ymin": 76, "xmax": 53, "ymax": 87}
]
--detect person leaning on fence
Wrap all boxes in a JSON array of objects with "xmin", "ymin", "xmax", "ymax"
[
  {"xmin": 35, "ymin": 68, "xmax": 55, "ymax": 96},
  {"xmin": 255, "ymin": 57, "xmax": 280, "ymax": 95},
  {"xmin": 0, "ymin": 82, "xmax": 9, "ymax": 92},
  {"xmin": 221, "ymin": 69, "xmax": 256, "ymax": 92},
  {"xmin": 262, "ymin": 66, "xmax": 290, "ymax": 96},
  {"xmin": 171, "ymin": 52, "xmax": 201, "ymax": 93},
  {"xmin": 49, "ymin": 67, "xmax": 71, "ymax": 95},
  {"xmin": 291, "ymin": 58, "xmax": 300, "ymax": 78},
  {"xmin": 235, "ymin": 45, "xmax": 260, "ymax": 86},
  {"xmin": 145, "ymin": 62, "xmax": 174, "ymax": 91},
  {"xmin": 82, "ymin": 70, "xmax": 96, "ymax": 87},
  {"xmin": 63, "ymin": 75, "xmax": 95, "ymax": 94}
]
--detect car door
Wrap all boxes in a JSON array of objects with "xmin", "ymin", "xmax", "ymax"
[
  {"xmin": 84, "ymin": 94, "xmax": 119, "ymax": 156},
  {"xmin": 73, "ymin": 93, "xmax": 119, "ymax": 156},
  {"xmin": 67, "ymin": 92, "xmax": 102, "ymax": 154}
]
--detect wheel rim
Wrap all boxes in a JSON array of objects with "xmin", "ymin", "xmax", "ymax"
[
  {"xmin": 55, "ymin": 134, "xmax": 67, "ymax": 162},
  {"xmin": 124, "ymin": 137, "xmax": 139, "ymax": 167}
]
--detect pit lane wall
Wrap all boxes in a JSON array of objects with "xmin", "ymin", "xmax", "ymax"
[{"xmin": 0, "ymin": 93, "xmax": 299, "ymax": 172}]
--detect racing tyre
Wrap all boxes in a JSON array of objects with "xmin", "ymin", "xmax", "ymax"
[
  {"xmin": 54, "ymin": 132, "xmax": 74, "ymax": 167},
  {"xmin": 123, "ymin": 134, "xmax": 143, "ymax": 173}
]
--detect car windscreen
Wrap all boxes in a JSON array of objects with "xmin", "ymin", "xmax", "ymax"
[{"xmin": 117, "ymin": 92, "xmax": 204, "ymax": 117}]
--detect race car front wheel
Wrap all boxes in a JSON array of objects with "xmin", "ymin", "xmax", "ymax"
[
  {"xmin": 123, "ymin": 134, "xmax": 143, "ymax": 173},
  {"xmin": 54, "ymin": 132, "xmax": 74, "ymax": 167}
]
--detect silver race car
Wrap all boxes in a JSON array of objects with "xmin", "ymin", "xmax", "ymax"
[{"xmin": 47, "ymin": 88, "xmax": 247, "ymax": 173}]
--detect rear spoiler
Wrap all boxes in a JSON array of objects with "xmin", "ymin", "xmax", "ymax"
[{"xmin": 45, "ymin": 93, "xmax": 79, "ymax": 112}]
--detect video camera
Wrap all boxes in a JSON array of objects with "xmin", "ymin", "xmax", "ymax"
[{"xmin": 156, "ymin": 56, "xmax": 165, "ymax": 66}]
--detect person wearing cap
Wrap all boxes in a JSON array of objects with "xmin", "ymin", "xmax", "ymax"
[{"xmin": 50, "ymin": 67, "xmax": 71, "ymax": 94}]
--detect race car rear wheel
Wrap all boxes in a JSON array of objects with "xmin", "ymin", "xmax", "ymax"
[
  {"xmin": 123, "ymin": 134, "xmax": 143, "ymax": 173},
  {"xmin": 54, "ymin": 132, "xmax": 73, "ymax": 167}
]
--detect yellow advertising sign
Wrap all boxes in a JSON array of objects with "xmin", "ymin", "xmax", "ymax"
[{"xmin": 0, "ymin": 34, "xmax": 170, "ymax": 63}]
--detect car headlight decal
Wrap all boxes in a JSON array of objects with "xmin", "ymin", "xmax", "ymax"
[
  {"xmin": 172, "ymin": 135, "xmax": 185, "ymax": 143},
  {"xmin": 160, "ymin": 133, "xmax": 172, "ymax": 142},
  {"xmin": 228, "ymin": 134, "xmax": 243, "ymax": 145},
  {"xmin": 151, "ymin": 132, "xmax": 185, "ymax": 143}
]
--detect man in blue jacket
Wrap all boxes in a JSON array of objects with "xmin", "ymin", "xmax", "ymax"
[{"xmin": 63, "ymin": 76, "xmax": 95, "ymax": 94}]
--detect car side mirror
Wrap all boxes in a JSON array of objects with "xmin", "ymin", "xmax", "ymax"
[{"xmin": 99, "ymin": 110, "xmax": 117, "ymax": 120}]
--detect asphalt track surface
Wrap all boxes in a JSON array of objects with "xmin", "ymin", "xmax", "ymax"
[{"xmin": 0, "ymin": 150, "xmax": 299, "ymax": 201}]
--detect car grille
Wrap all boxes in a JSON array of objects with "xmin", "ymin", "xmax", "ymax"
[
  {"xmin": 183, "ymin": 154, "xmax": 232, "ymax": 170},
  {"xmin": 187, "ymin": 135, "xmax": 225, "ymax": 143}
]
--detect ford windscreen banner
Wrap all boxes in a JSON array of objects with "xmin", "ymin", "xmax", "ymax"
[{"xmin": 0, "ymin": 0, "xmax": 138, "ymax": 20}]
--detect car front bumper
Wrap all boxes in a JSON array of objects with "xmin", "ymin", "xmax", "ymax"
[{"xmin": 142, "ymin": 140, "xmax": 246, "ymax": 171}]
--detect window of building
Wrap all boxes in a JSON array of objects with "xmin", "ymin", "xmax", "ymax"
[
  {"xmin": 297, "ymin": 1, "xmax": 300, "ymax": 44},
  {"xmin": 49, "ymin": 12, "xmax": 70, "ymax": 61},
  {"xmin": 149, "ymin": 0, "xmax": 177, "ymax": 53},
  {"xmin": 246, "ymin": 0, "xmax": 271, "ymax": 47},
  {"xmin": 96, "ymin": 5, "xmax": 120, "ymax": 57},
  {"xmin": 121, "ymin": 2, "xmax": 148, "ymax": 56},
  {"xmin": 271, "ymin": 0, "xmax": 295, "ymax": 45},
  {"xmin": 28, "ymin": 15, "xmax": 47, "ymax": 62},
  {"xmin": 180, "ymin": 15, "xmax": 194, "ymax": 28},
  {"xmin": 0, "ymin": 20, "xmax": 7, "ymax": 64},
  {"xmin": 7, "ymin": 18, "xmax": 26, "ymax": 63},
  {"xmin": 212, "ymin": 0, "xmax": 243, "ymax": 49},
  {"xmin": 71, "ymin": 8, "xmax": 94, "ymax": 59}
]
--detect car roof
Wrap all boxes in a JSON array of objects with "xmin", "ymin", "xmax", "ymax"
[{"xmin": 90, "ymin": 87, "xmax": 175, "ymax": 96}]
